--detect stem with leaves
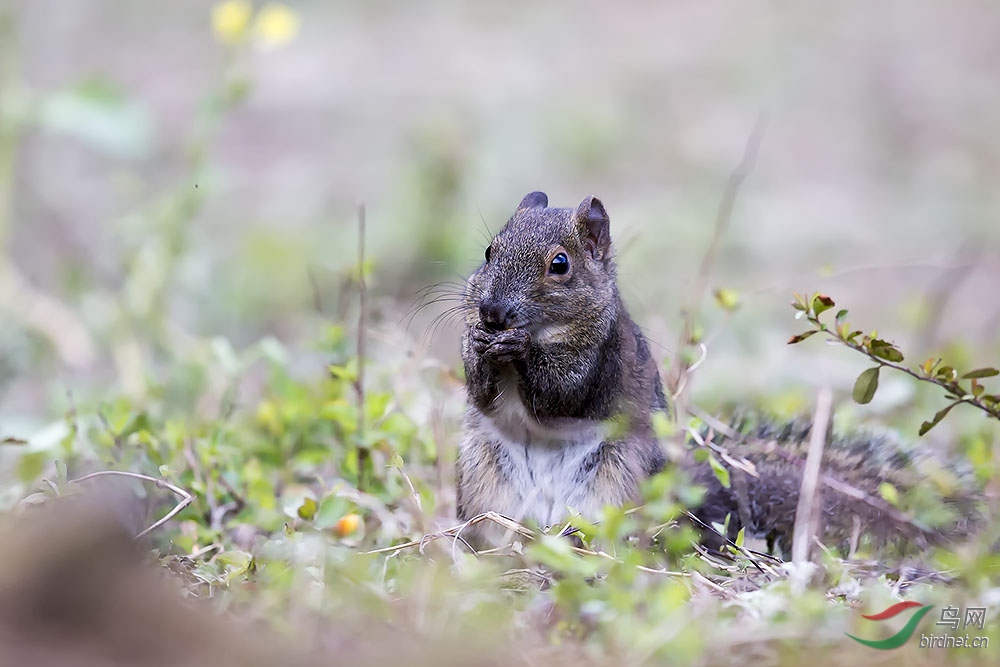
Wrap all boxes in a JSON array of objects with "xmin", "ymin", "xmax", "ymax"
[{"xmin": 788, "ymin": 292, "xmax": 1000, "ymax": 435}]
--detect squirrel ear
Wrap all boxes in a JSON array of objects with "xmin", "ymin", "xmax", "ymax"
[
  {"xmin": 516, "ymin": 191, "xmax": 549, "ymax": 211},
  {"xmin": 573, "ymin": 195, "xmax": 611, "ymax": 260}
]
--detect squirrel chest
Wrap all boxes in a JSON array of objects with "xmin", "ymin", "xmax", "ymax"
[{"xmin": 463, "ymin": 369, "xmax": 610, "ymax": 530}]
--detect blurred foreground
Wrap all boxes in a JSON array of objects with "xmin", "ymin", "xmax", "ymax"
[{"xmin": 1, "ymin": 494, "xmax": 994, "ymax": 667}]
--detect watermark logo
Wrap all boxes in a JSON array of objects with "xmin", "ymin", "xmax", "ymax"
[
  {"xmin": 847, "ymin": 602, "xmax": 989, "ymax": 650},
  {"xmin": 846, "ymin": 601, "xmax": 935, "ymax": 650}
]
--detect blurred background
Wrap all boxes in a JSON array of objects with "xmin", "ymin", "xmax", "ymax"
[{"xmin": 2, "ymin": 0, "xmax": 1000, "ymax": 433}]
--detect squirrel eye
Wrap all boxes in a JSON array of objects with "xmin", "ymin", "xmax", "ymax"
[
  {"xmin": 485, "ymin": 245, "xmax": 492, "ymax": 262},
  {"xmin": 548, "ymin": 252, "xmax": 570, "ymax": 276}
]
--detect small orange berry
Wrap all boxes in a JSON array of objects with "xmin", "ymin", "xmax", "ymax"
[{"xmin": 334, "ymin": 513, "xmax": 360, "ymax": 537}]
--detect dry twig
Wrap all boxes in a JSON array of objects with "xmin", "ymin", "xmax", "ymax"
[
  {"xmin": 69, "ymin": 470, "xmax": 193, "ymax": 540},
  {"xmin": 791, "ymin": 388, "xmax": 832, "ymax": 570}
]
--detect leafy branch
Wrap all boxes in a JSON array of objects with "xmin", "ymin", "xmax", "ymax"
[{"xmin": 788, "ymin": 292, "xmax": 1000, "ymax": 435}]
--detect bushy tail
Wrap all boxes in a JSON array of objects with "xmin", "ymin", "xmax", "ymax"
[{"xmin": 680, "ymin": 413, "xmax": 985, "ymax": 559}]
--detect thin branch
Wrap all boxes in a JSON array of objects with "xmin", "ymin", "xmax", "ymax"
[
  {"xmin": 393, "ymin": 460, "xmax": 423, "ymax": 514},
  {"xmin": 568, "ymin": 545, "xmax": 687, "ymax": 577},
  {"xmin": 805, "ymin": 313, "xmax": 1000, "ymax": 423},
  {"xmin": 365, "ymin": 512, "xmax": 693, "ymax": 579},
  {"xmin": 307, "ymin": 265, "xmax": 325, "ymax": 317},
  {"xmin": 364, "ymin": 511, "xmax": 533, "ymax": 556},
  {"xmin": 69, "ymin": 470, "xmax": 193, "ymax": 540},
  {"xmin": 96, "ymin": 410, "xmax": 124, "ymax": 452},
  {"xmin": 746, "ymin": 256, "xmax": 995, "ymax": 299},
  {"xmin": 690, "ymin": 116, "xmax": 768, "ymax": 319},
  {"xmin": 913, "ymin": 244, "xmax": 977, "ymax": 353}
]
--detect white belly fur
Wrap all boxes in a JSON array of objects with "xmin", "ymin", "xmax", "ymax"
[{"xmin": 481, "ymin": 372, "xmax": 607, "ymax": 528}]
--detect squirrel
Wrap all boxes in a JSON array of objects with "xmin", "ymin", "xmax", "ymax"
[
  {"xmin": 455, "ymin": 191, "xmax": 983, "ymax": 556},
  {"xmin": 455, "ymin": 191, "xmax": 666, "ymax": 547}
]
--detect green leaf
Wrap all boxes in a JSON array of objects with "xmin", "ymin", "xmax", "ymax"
[
  {"xmin": 39, "ymin": 79, "xmax": 156, "ymax": 160},
  {"xmin": 210, "ymin": 337, "xmax": 240, "ymax": 375},
  {"xmin": 17, "ymin": 452, "xmax": 47, "ymax": 485},
  {"xmin": 320, "ymin": 400, "xmax": 357, "ymax": 429},
  {"xmin": 935, "ymin": 367, "xmax": 957, "ymax": 383},
  {"xmin": 297, "ymin": 497, "xmax": 318, "ymax": 521},
  {"xmin": 811, "ymin": 294, "xmax": 835, "ymax": 317},
  {"xmin": 962, "ymin": 368, "xmax": 999, "ymax": 379},
  {"xmin": 55, "ymin": 460, "xmax": 68, "ymax": 486},
  {"xmin": 834, "ymin": 309, "xmax": 850, "ymax": 337},
  {"xmin": 787, "ymin": 331, "xmax": 817, "ymax": 345},
  {"xmin": 919, "ymin": 402, "xmax": 959, "ymax": 436},
  {"xmin": 216, "ymin": 550, "xmax": 252, "ymax": 570},
  {"xmin": 244, "ymin": 459, "xmax": 276, "ymax": 511},
  {"xmin": 878, "ymin": 482, "xmax": 900, "ymax": 507},
  {"xmin": 257, "ymin": 337, "xmax": 288, "ymax": 366},
  {"xmin": 315, "ymin": 494, "xmax": 351, "ymax": 530},
  {"xmin": 651, "ymin": 412, "xmax": 676, "ymax": 439},
  {"xmin": 223, "ymin": 78, "xmax": 253, "ymax": 107},
  {"xmin": 708, "ymin": 455, "xmax": 730, "ymax": 489},
  {"xmin": 327, "ymin": 359, "xmax": 358, "ymax": 382},
  {"xmin": 365, "ymin": 391, "xmax": 392, "ymax": 420},
  {"xmin": 713, "ymin": 288, "xmax": 740, "ymax": 312},
  {"xmin": 852, "ymin": 366, "xmax": 881, "ymax": 404},
  {"xmin": 869, "ymin": 339, "xmax": 904, "ymax": 362},
  {"xmin": 526, "ymin": 535, "xmax": 600, "ymax": 577}
]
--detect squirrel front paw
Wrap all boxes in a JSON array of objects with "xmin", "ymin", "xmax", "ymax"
[{"xmin": 471, "ymin": 324, "xmax": 529, "ymax": 364}]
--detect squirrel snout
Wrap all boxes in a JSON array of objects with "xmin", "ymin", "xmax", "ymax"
[{"xmin": 479, "ymin": 299, "xmax": 517, "ymax": 331}]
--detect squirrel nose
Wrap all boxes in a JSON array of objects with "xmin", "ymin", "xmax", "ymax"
[{"xmin": 479, "ymin": 300, "xmax": 516, "ymax": 331}]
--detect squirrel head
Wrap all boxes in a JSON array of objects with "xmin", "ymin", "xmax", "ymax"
[{"xmin": 466, "ymin": 191, "xmax": 619, "ymax": 343}]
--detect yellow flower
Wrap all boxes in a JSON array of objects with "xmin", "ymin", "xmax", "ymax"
[
  {"xmin": 253, "ymin": 3, "xmax": 301, "ymax": 49},
  {"xmin": 211, "ymin": 1, "xmax": 253, "ymax": 45}
]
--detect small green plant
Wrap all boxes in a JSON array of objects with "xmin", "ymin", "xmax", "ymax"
[{"xmin": 788, "ymin": 292, "xmax": 1000, "ymax": 435}]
